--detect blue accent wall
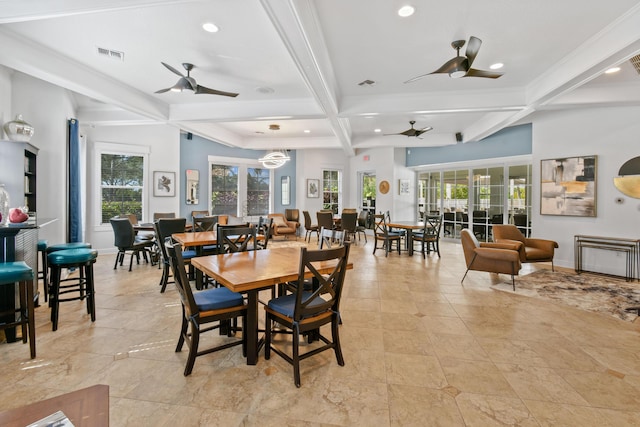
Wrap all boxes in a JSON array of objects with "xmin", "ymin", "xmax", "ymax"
[
  {"xmin": 406, "ymin": 123, "xmax": 532, "ymax": 167},
  {"xmin": 179, "ymin": 133, "xmax": 296, "ymax": 217}
]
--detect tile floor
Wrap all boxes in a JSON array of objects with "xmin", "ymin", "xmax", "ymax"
[{"xmin": 1, "ymin": 237, "xmax": 640, "ymax": 426}]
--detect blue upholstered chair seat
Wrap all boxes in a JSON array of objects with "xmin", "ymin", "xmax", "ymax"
[
  {"xmin": 267, "ymin": 292, "xmax": 328, "ymax": 318},
  {"xmin": 181, "ymin": 249, "xmax": 197, "ymax": 259},
  {"xmin": 194, "ymin": 287, "xmax": 244, "ymax": 311},
  {"xmin": 48, "ymin": 248, "xmax": 98, "ymax": 266},
  {"xmin": 37, "ymin": 239, "xmax": 48, "ymax": 251},
  {"xmin": 0, "ymin": 261, "xmax": 34, "ymax": 283},
  {"xmin": 46, "ymin": 242, "xmax": 91, "ymax": 253}
]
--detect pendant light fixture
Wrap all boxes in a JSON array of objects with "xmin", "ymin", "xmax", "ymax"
[{"xmin": 258, "ymin": 124, "xmax": 290, "ymax": 169}]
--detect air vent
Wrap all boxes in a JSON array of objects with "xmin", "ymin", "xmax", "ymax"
[
  {"xmin": 96, "ymin": 46, "xmax": 124, "ymax": 61},
  {"xmin": 630, "ymin": 54, "xmax": 640, "ymax": 75},
  {"xmin": 358, "ymin": 79, "xmax": 376, "ymax": 86}
]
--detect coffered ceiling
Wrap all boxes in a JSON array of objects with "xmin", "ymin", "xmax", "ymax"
[{"xmin": 1, "ymin": 0, "xmax": 639, "ymax": 155}]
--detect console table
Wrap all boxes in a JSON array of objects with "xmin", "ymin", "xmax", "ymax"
[{"xmin": 574, "ymin": 235, "xmax": 640, "ymax": 281}]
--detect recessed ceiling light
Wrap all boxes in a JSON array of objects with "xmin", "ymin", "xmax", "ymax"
[
  {"xmin": 398, "ymin": 5, "xmax": 415, "ymax": 17},
  {"xmin": 490, "ymin": 63, "xmax": 504, "ymax": 70},
  {"xmin": 256, "ymin": 86, "xmax": 275, "ymax": 94},
  {"xmin": 202, "ymin": 22, "xmax": 219, "ymax": 33},
  {"xmin": 605, "ymin": 67, "xmax": 621, "ymax": 74},
  {"xmin": 304, "ymin": 129, "xmax": 310, "ymax": 133},
  {"xmin": 374, "ymin": 129, "xmax": 382, "ymax": 133}
]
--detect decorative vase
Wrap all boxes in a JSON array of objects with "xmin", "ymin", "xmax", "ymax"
[
  {"xmin": 3, "ymin": 114, "xmax": 35, "ymax": 142},
  {"xmin": 0, "ymin": 184, "xmax": 9, "ymax": 226}
]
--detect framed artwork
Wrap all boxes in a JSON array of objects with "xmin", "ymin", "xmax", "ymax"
[
  {"xmin": 153, "ymin": 171, "xmax": 176, "ymax": 197},
  {"xmin": 399, "ymin": 179, "xmax": 410, "ymax": 195},
  {"xmin": 540, "ymin": 155, "xmax": 596, "ymax": 216},
  {"xmin": 307, "ymin": 179, "xmax": 319, "ymax": 198}
]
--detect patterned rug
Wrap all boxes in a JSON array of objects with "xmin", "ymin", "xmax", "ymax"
[{"xmin": 492, "ymin": 270, "xmax": 640, "ymax": 322}]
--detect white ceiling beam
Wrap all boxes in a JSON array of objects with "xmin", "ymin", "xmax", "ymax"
[
  {"xmin": 260, "ymin": 0, "xmax": 355, "ymax": 156},
  {"xmin": 167, "ymin": 98, "xmax": 324, "ymax": 122},
  {"xmin": 0, "ymin": 27, "xmax": 169, "ymax": 121},
  {"xmin": 0, "ymin": 0, "xmax": 199, "ymax": 23}
]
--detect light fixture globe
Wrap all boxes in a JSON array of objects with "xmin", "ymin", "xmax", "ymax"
[{"xmin": 259, "ymin": 151, "xmax": 290, "ymax": 169}]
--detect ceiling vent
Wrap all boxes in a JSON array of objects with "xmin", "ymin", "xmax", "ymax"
[
  {"xmin": 96, "ymin": 46, "xmax": 124, "ymax": 61},
  {"xmin": 358, "ymin": 79, "xmax": 376, "ymax": 86},
  {"xmin": 630, "ymin": 54, "xmax": 640, "ymax": 75}
]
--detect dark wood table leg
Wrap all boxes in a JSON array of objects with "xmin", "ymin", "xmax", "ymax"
[{"xmin": 246, "ymin": 290, "xmax": 259, "ymax": 365}]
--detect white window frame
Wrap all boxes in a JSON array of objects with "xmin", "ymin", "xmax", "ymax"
[
  {"xmin": 92, "ymin": 142, "xmax": 150, "ymax": 231},
  {"xmin": 322, "ymin": 168, "xmax": 343, "ymax": 214},
  {"xmin": 208, "ymin": 155, "xmax": 274, "ymax": 221}
]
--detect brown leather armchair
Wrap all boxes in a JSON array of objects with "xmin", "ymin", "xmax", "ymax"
[
  {"xmin": 492, "ymin": 224, "xmax": 559, "ymax": 271},
  {"xmin": 460, "ymin": 229, "xmax": 522, "ymax": 290},
  {"xmin": 268, "ymin": 213, "xmax": 297, "ymax": 239},
  {"xmin": 284, "ymin": 209, "xmax": 300, "ymax": 235}
]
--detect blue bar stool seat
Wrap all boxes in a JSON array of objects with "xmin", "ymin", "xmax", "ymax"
[
  {"xmin": 45, "ymin": 242, "xmax": 92, "ymax": 254},
  {"xmin": 37, "ymin": 239, "xmax": 48, "ymax": 303},
  {"xmin": 47, "ymin": 248, "xmax": 98, "ymax": 331},
  {"xmin": 0, "ymin": 261, "xmax": 36, "ymax": 358}
]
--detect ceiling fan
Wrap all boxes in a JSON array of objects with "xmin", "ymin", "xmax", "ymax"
[
  {"xmin": 384, "ymin": 121, "xmax": 433, "ymax": 138},
  {"xmin": 405, "ymin": 36, "xmax": 503, "ymax": 83},
  {"xmin": 155, "ymin": 62, "xmax": 239, "ymax": 97}
]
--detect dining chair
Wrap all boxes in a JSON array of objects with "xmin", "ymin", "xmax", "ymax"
[
  {"xmin": 166, "ymin": 240, "xmax": 247, "ymax": 376},
  {"xmin": 354, "ymin": 210, "xmax": 368, "ymax": 243},
  {"xmin": 316, "ymin": 211, "xmax": 334, "ymax": 232},
  {"xmin": 264, "ymin": 243, "xmax": 351, "ymax": 387},
  {"xmin": 256, "ymin": 216, "xmax": 273, "ymax": 249},
  {"xmin": 154, "ymin": 218, "xmax": 196, "ymax": 293},
  {"xmin": 339, "ymin": 212, "xmax": 357, "ymax": 243},
  {"xmin": 153, "ymin": 212, "xmax": 176, "ymax": 221},
  {"xmin": 302, "ymin": 210, "xmax": 319, "ymax": 243},
  {"xmin": 216, "ymin": 223, "xmax": 257, "ymax": 254},
  {"xmin": 109, "ymin": 218, "xmax": 155, "ymax": 271},
  {"xmin": 372, "ymin": 214, "xmax": 401, "ymax": 257},
  {"xmin": 193, "ymin": 215, "xmax": 218, "ymax": 232},
  {"xmin": 318, "ymin": 226, "xmax": 345, "ymax": 249},
  {"xmin": 411, "ymin": 215, "xmax": 443, "ymax": 258}
]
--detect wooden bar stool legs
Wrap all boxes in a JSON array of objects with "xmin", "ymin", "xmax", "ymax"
[{"xmin": 47, "ymin": 248, "xmax": 98, "ymax": 331}]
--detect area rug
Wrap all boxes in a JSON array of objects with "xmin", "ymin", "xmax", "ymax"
[{"xmin": 491, "ymin": 270, "xmax": 640, "ymax": 322}]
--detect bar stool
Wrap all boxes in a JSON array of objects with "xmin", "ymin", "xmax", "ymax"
[
  {"xmin": 45, "ymin": 242, "xmax": 92, "ymax": 254},
  {"xmin": 37, "ymin": 239, "xmax": 48, "ymax": 303},
  {"xmin": 47, "ymin": 248, "xmax": 98, "ymax": 331},
  {"xmin": 0, "ymin": 261, "xmax": 36, "ymax": 358}
]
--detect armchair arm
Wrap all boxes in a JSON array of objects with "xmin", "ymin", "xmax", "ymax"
[
  {"xmin": 524, "ymin": 238, "xmax": 559, "ymax": 252},
  {"xmin": 481, "ymin": 241, "xmax": 522, "ymax": 251},
  {"xmin": 474, "ymin": 247, "xmax": 521, "ymax": 263},
  {"xmin": 490, "ymin": 239, "xmax": 527, "ymax": 262}
]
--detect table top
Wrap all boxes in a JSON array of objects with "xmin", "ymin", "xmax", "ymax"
[
  {"xmin": 0, "ymin": 384, "xmax": 109, "ymax": 427},
  {"xmin": 191, "ymin": 247, "xmax": 352, "ymax": 294}
]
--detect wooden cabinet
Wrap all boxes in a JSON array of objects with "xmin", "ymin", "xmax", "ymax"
[{"xmin": 24, "ymin": 144, "xmax": 38, "ymax": 214}]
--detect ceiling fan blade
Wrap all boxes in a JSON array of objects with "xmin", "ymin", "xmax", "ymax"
[
  {"xmin": 464, "ymin": 68, "xmax": 503, "ymax": 79},
  {"xmin": 161, "ymin": 62, "xmax": 185, "ymax": 78},
  {"xmin": 195, "ymin": 85, "xmax": 239, "ymax": 97},
  {"xmin": 154, "ymin": 87, "xmax": 172, "ymax": 94},
  {"xmin": 465, "ymin": 36, "xmax": 482, "ymax": 68},
  {"xmin": 431, "ymin": 56, "xmax": 468, "ymax": 75},
  {"xmin": 404, "ymin": 72, "xmax": 431, "ymax": 84},
  {"xmin": 418, "ymin": 126, "xmax": 433, "ymax": 132}
]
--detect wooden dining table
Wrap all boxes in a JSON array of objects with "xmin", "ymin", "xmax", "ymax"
[
  {"xmin": 191, "ymin": 247, "xmax": 353, "ymax": 365},
  {"xmin": 386, "ymin": 221, "xmax": 426, "ymax": 256},
  {"xmin": 172, "ymin": 231, "xmax": 265, "ymax": 288}
]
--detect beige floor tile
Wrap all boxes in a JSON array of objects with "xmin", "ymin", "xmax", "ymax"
[{"xmin": 1, "ymin": 239, "xmax": 638, "ymax": 426}]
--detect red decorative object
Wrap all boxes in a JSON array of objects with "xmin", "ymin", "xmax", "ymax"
[{"xmin": 9, "ymin": 207, "xmax": 29, "ymax": 223}]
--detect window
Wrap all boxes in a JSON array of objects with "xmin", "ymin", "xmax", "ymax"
[
  {"xmin": 209, "ymin": 156, "xmax": 273, "ymax": 219},
  {"xmin": 247, "ymin": 167, "xmax": 270, "ymax": 215},
  {"xmin": 100, "ymin": 153, "xmax": 145, "ymax": 224},
  {"xmin": 322, "ymin": 169, "xmax": 341, "ymax": 214},
  {"xmin": 211, "ymin": 164, "xmax": 238, "ymax": 216}
]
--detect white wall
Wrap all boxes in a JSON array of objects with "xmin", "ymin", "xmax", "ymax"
[
  {"xmin": 0, "ymin": 66, "xmax": 12, "ymax": 129},
  {"xmin": 295, "ymin": 148, "xmax": 350, "ymax": 226},
  {"xmin": 532, "ymin": 106, "xmax": 640, "ymax": 272},
  {"xmin": 9, "ymin": 71, "xmax": 77, "ymax": 246},
  {"xmin": 83, "ymin": 124, "xmax": 180, "ymax": 252}
]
